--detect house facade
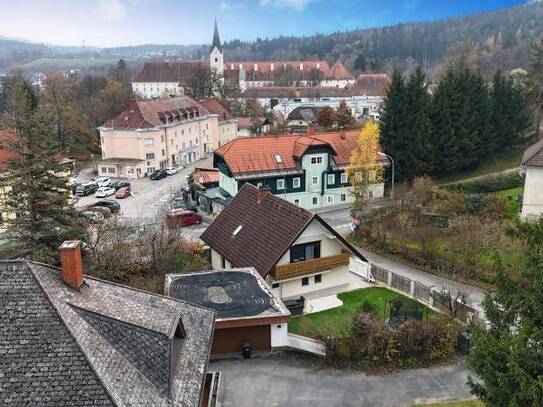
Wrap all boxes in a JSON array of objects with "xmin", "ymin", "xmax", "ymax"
[
  {"xmin": 200, "ymin": 184, "xmax": 371, "ymax": 304},
  {"xmin": 98, "ymin": 97, "xmax": 220, "ymax": 177},
  {"xmin": 198, "ymin": 98, "xmax": 239, "ymax": 147},
  {"xmin": 521, "ymin": 139, "xmax": 543, "ymax": 220},
  {"xmin": 213, "ymin": 130, "xmax": 386, "ymax": 211}
]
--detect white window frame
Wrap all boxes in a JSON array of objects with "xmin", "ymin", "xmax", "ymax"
[
  {"xmin": 294, "ymin": 199, "xmax": 300, "ymax": 206},
  {"xmin": 312, "ymin": 176, "xmax": 319, "ymax": 185},
  {"xmin": 340, "ymin": 193, "xmax": 346, "ymax": 202},
  {"xmin": 327, "ymin": 174, "xmax": 335, "ymax": 185},
  {"xmin": 327, "ymin": 195, "xmax": 333, "ymax": 204},
  {"xmin": 144, "ymin": 138, "xmax": 154, "ymax": 145},
  {"xmin": 312, "ymin": 197, "xmax": 318, "ymax": 206},
  {"xmin": 341, "ymin": 172, "xmax": 348, "ymax": 184},
  {"xmin": 293, "ymin": 177, "xmax": 301, "ymax": 188},
  {"xmin": 310, "ymin": 156, "xmax": 323, "ymax": 165},
  {"xmin": 277, "ymin": 179, "xmax": 285, "ymax": 190}
]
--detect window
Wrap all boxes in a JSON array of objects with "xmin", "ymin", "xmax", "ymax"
[
  {"xmin": 182, "ymin": 142, "xmax": 186, "ymax": 149},
  {"xmin": 162, "ymin": 149, "xmax": 165, "ymax": 156},
  {"xmin": 277, "ymin": 179, "xmax": 285, "ymax": 190},
  {"xmin": 145, "ymin": 153, "xmax": 155, "ymax": 160},
  {"xmin": 272, "ymin": 283, "xmax": 280, "ymax": 289},
  {"xmin": 327, "ymin": 195, "xmax": 333, "ymax": 204},
  {"xmin": 292, "ymin": 177, "xmax": 300, "ymax": 188},
  {"xmin": 101, "ymin": 167, "xmax": 107, "ymax": 173},
  {"xmin": 340, "ymin": 193, "xmax": 346, "ymax": 202},
  {"xmin": 144, "ymin": 138, "xmax": 154, "ymax": 145},
  {"xmin": 221, "ymin": 255, "xmax": 226, "ymax": 269},
  {"xmin": 161, "ymin": 135, "xmax": 165, "ymax": 142},
  {"xmin": 274, "ymin": 154, "xmax": 283, "ymax": 163},
  {"xmin": 314, "ymin": 274, "xmax": 322, "ymax": 284},
  {"xmin": 107, "ymin": 167, "xmax": 115, "ymax": 174},
  {"xmin": 294, "ymin": 199, "xmax": 300, "ymax": 206},
  {"xmin": 341, "ymin": 172, "xmax": 348, "ymax": 184},
  {"xmin": 312, "ymin": 197, "xmax": 318, "ymax": 206},
  {"xmin": 310, "ymin": 156, "xmax": 322, "ymax": 165},
  {"xmin": 147, "ymin": 167, "xmax": 155, "ymax": 173},
  {"xmin": 232, "ymin": 225, "xmax": 243, "ymax": 236},
  {"xmin": 312, "ymin": 176, "xmax": 319, "ymax": 185},
  {"xmin": 290, "ymin": 241, "xmax": 321, "ymax": 263},
  {"xmin": 301, "ymin": 277, "xmax": 309, "ymax": 286},
  {"xmin": 127, "ymin": 168, "xmax": 134, "ymax": 174},
  {"xmin": 327, "ymin": 174, "xmax": 335, "ymax": 185}
]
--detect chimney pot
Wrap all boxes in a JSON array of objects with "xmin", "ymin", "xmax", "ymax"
[
  {"xmin": 256, "ymin": 186, "xmax": 270, "ymax": 204},
  {"xmin": 59, "ymin": 240, "xmax": 84, "ymax": 290}
]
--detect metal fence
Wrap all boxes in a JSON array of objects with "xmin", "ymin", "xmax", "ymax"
[{"xmin": 370, "ymin": 264, "xmax": 482, "ymax": 326}]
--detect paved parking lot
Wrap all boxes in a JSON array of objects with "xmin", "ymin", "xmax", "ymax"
[
  {"xmin": 210, "ymin": 353, "xmax": 473, "ymax": 407},
  {"xmin": 74, "ymin": 159, "xmax": 211, "ymax": 241}
]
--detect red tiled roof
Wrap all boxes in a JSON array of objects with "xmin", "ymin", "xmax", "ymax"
[
  {"xmin": 348, "ymin": 74, "xmax": 391, "ymax": 97},
  {"xmin": 198, "ymin": 99, "xmax": 232, "ymax": 121},
  {"xmin": 214, "ymin": 129, "xmax": 386, "ymax": 176},
  {"xmin": 330, "ymin": 61, "xmax": 355, "ymax": 80},
  {"xmin": 234, "ymin": 116, "xmax": 267, "ymax": 130},
  {"xmin": 193, "ymin": 168, "xmax": 219, "ymax": 186},
  {"xmin": 0, "ymin": 130, "xmax": 19, "ymax": 171},
  {"xmin": 102, "ymin": 97, "xmax": 210, "ymax": 129},
  {"xmin": 132, "ymin": 61, "xmax": 209, "ymax": 83}
]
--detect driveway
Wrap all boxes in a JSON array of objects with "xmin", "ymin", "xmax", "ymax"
[{"xmin": 210, "ymin": 353, "xmax": 473, "ymax": 407}]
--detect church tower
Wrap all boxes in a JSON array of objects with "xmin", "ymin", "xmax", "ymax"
[{"xmin": 209, "ymin": 19, "xmax": 224, "ymax": 77}]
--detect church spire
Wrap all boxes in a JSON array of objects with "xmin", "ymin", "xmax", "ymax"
[{"xmin": 211, "ymin": 18, "xmax": 222, "ymax": 53}]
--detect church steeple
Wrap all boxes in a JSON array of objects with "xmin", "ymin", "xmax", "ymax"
[{"xmin": 211, "ymin": 18, "xmax": 222, "ymax": 53}]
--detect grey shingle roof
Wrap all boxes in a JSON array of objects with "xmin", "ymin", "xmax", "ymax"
[
  {"xmin": 522, "ymin": 138, "xmax": 543, "ymax": 167},
  {"xmin": 0, "ymin": 260, "xmax": 215, "ymax": 407}
]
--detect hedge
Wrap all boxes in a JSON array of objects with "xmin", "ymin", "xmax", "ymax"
[{"xmin": 444, "ymin": 172, "xmax": 523, "ymax": 194}]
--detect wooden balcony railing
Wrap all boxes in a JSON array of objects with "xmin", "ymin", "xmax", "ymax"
[{"xmin": 272, "ymin": 251, "xmax": 350, "ymax": 281}]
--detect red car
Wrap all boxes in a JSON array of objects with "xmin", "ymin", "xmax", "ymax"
[
  {"xmin": 166, "ymin": 209, "xmax": 202, "ymax": 228},
  {"xmin": 115, "ymin": 187, "xmax": 131, "ymax": 199}
]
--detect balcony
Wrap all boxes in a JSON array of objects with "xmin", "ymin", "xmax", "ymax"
[{"xmin": 272, "ymin": 251, "xmax": 350, "ymax": 281}]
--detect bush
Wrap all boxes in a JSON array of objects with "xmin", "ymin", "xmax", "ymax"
[{"xmin": 446, "ymin": 172, "xmax": 523, "ymax": 194}]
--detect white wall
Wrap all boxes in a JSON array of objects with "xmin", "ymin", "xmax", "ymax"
[
  {"xmin": 270, "ymin": 323, "xmax": 289, "ymax": 348},
  {"xmin": 521, "ymin": 166, "xmax": 543, "ymax": 220}
]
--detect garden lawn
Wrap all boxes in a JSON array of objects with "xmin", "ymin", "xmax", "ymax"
[
  {"xmin": 495, "ymin": 186, "xmax": 523, "ymax": 219},
  {"xmin": 288, "ymin": 287, "xmax": 433, "ymax": 339}
]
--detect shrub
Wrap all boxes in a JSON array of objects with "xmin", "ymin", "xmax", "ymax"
[{"xmin": 446, "ymin": 172, "xmax": 523, "ymax": 194}]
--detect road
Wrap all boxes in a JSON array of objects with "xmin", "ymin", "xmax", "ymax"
[{"xmin": 211, "ymin": 353, "xmax": 473, "ymax": 407}]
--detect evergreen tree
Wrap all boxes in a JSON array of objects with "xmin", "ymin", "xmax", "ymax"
[
  {"xmin": 528, "ymin": 40, "xmax": 543, "ymax": 140},
  {"xmin": 468, "ymin": 219, "xmax": 543, "ymax": 406},
  {"xmin": 316, "ymin": 106, "xmax": 334, "ymax": 128},
  {"xmin": 1, "ymin": 74, "xmax": 84, "ymax": 264},
  {"xmin": 379, "ymin": 68, "xmax": 413, "ymax": 181},
  {"xmin": 334, "ymin": 100, "xmax": 354, "ymax": 127}
]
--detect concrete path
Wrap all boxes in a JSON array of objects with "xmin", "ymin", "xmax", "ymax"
[
  {"xmin": 439, "ymin": 166, "xmax": 519, "ymax": 186},
  {"xmin": 211, "ymin": 353, "xmax": 473, "ymax": 407}
]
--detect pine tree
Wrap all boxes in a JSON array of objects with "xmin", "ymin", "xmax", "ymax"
[
  {"xmin": 1, "ymin": 74, "xmax": 84, "ymax": 264},
  {"xmin": 335, "ymin": 100, "xmax": 354, "ymax": 127},
  {"xmin": 468, "ymin": 219, "xmax": 543, "ymax": 406},
  {"xmin": 528, "ymin": 40, "xmax": 543, "ymax": 140}
]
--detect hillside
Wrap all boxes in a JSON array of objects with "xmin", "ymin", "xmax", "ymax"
[{"xmin": 2, "ymin": 2, "xmax": 543, "ymax": 76}]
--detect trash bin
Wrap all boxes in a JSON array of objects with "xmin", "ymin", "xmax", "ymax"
[{"xmin": 242, "ymin": 342, "xmax": 252, "ymax": 359}]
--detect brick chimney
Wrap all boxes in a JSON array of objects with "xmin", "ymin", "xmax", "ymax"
[
  {"xmin": 340, "ymin": 126, "xmax": 346, "ymax": 140},
  {"xmin": 306, "ymin": 124, "xmax": 315, "ymax": 136},
  {"xmin": 256, "ymin": 186, "xmax": 270, "ymax": 204},
  {"xmin": 59, "ymin": 240, "xmax": 84, "ymax": 290}
]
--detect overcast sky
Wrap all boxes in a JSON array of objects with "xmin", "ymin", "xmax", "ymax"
[{"xmin": 0, "ymin": 0, "xmax": 529, "ymax": 48}]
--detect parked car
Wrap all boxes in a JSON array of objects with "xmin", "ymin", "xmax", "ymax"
[
  {"xmin": 94, "ymin": 177, "xmax": 112, "ymax": 188},
  {"xmin": 115, "ymin": 186, "xmax": 132, "ymax": 199},
  {"xmin": 85, "ymin": 206, "xmax": 112, "ymax": 219},
  {"xmin": 150, "ymin": 169, "xmax": 168, "ymax": 180},
  {"xmin": 95, "ymin": 187, "xmax": 116, "ymax": 198},
  {"xmin": 88, "ymin": 199, "xmax": 120, "ymax": 214},
  {"xmin": 165, "ymin": 167, "xmax": 178, "ymax": 175},
  {"xmin": 166, "ymin": 209, "xmax": 202, "ymax": 228},
  {"xmin": 75, "ymin": 182, "xmax": 98, "ymax": 196},
  {"xmin": 111, "ymin": 180, "xmax": 131, "ymax": 190},
  {"xmin": 172, "ymin": 202, "xmax": 198, "ymax": 213}
]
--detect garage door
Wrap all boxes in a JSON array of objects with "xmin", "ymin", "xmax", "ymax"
[{"xmin": 212, "ymin": 325, "xmax": 271, "ymax": 354}]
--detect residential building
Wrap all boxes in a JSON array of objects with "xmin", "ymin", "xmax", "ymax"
[
  {"xmin": 0, "ymin": 240, "xmax": 216, "ymax": 406},
  {"xmin": 235, "ymin": 116, "xmax": 271, "ymax": 137},
  {"xmin": 132, "ymin": 21, "xmax": 356, "ymax": 99},
  {"xmin": 98, "ymin": 97, "xmax": 220, "ymax": 178},
  {"xmin": 165, "ymin": 268, "xmax": 291, "ymax": 354},
  {"xmin": 212, "ymin": 130, "xmax": 387, "ymax": 210},
  {"xmin": 198, "ymin": 98, "xmax": 238, "ymax": 147},
  {"xmin": 200, "ymin": 184, "xmax": 371, "ymax": 302},
  {"xmin": 521, "ymin": 139, "xmax": 543, "ymax": 219}
]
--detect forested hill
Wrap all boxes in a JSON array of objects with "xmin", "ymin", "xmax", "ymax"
[
  {"xmin": 221, "ymin": 2, "xmax": 543, "ymax": 77},
  {"xmin": 2, "ymin": 2, "xmax": 543, "ymax": 76}
]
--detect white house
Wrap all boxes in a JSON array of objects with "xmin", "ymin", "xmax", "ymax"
[
  {"xmin": 200, "ymin": 184, "xmax": 372, "ymax": 304},
  {"xmin": 521, "ymin": 139, "xmax": 543, "ymax": 220}
]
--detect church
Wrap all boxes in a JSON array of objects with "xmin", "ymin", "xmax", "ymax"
[{"xmin": 131, "ymin": 21, "xmax": 355, "ymax": 99}]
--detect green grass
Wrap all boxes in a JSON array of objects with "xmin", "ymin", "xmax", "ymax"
[
  {"xmin": 288, "ymin": 287, "xmax": 433, "ymax": 338},
  {"xmin": 438, "ymin": 145, "xmax": 525, "ymax": 185},
  {"xmin": 494, "ymin": 186, "xmax": 524, "ymax": 219},
  {"xmin": 414, "ymin": 401, "xmax": 484, "ymax": 407},
  {"xmin": 495, "ymin": 186, "xmax": 523, "ymax": 198}
]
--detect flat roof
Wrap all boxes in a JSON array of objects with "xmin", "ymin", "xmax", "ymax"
[
  {"xmin": 166, "ymin": 268, "xmax": 290, "ymax": 321},
  {"xmin": 99, "ymin": 158, "xmax": 145, "ymax": 165}
]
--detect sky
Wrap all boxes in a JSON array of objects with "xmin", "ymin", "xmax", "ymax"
[{"xmin": 0, "ymin": 0, "xmax": 532, "ymax": 48}]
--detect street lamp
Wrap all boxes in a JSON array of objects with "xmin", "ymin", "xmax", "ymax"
[{"xmin": 377, "ymin": 152, "xmax": 395, "ymax": 198}]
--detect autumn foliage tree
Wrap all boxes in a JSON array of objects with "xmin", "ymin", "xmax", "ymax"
[
  {"xmin": 347, "ymin": 121, "xmax": 383, "ymax": 218},
  {"xmin": 335, "ymin": 100, "xmax": 354, "ymax": 127},
  {"xmin": 316, "ymin": 106, "xmax": 335, "ymax": 128}
]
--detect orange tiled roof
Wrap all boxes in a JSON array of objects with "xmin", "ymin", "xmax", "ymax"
[
  {"xmin": 215, "ymin": 130, "xmax": 386, "ymax": 176},
  {"xmin": 198, "ymin": 99, "xmax": 232, "ymax": 121},
  {"xmin": 194, "ymin": 168, "xmax": 219, "ymax": 186}
]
